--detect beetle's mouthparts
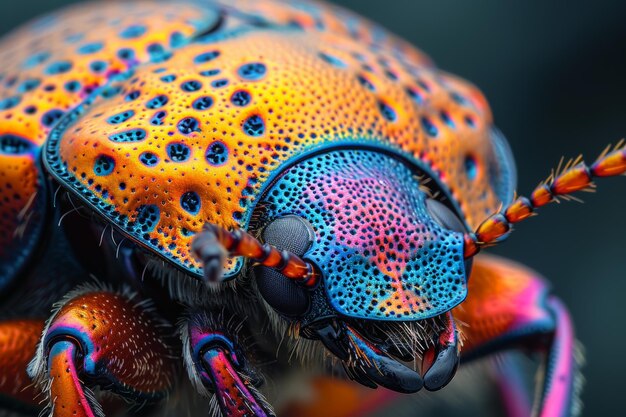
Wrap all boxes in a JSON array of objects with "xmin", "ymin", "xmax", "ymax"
[{"xmin": 311, "ymin": 312, "xmax": 460, "ymax": 393}]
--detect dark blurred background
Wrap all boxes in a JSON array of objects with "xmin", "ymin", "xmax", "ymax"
[{"xmin": 1, "ymin": 0, "xmax": 625, "ymax": 415}]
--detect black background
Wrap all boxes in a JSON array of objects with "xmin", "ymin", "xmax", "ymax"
[{"xmin": 1, "ymin": 1, "xmax": 625, "ymax": 415}]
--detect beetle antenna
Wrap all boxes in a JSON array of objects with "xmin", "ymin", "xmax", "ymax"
[
  {"xmin": 192, "ymin": 223, "xmax": 318, "ymax": 287},
  {"xmin": 464, "ymin": 140, "xmax": 626, "ymax": 258}
]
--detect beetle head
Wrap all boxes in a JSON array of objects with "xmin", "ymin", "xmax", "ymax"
[
  {"xmin": 250, "ymin": 149, "xmax": 469, "ymax": 392},
  {"xmin": 254, "ymin": 149, "xmax": 469, "ymax": 322}
]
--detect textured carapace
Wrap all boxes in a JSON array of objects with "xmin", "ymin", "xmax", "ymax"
[
  {"xmin": 0, "ymin": 1, "xmax": 619, "ymax": 416},
  {"xmin": 39, "ymin": 0, "xmax": 515, "ymax": 280},
  {"xmin": 0, "ymin": 0, "xmax": 220, "ymax": 285},
  {"xmin": 257, "ymin": 150, "xmax": 467, "ymax": 321}
]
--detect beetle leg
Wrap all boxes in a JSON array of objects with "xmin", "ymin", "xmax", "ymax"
[
  {"xmin": 0, "ymin": 319, "xmax": 44, "ymax": 411},
  {"xmin": 454, "ymin": 255, "xmax": 582, "ymax": 417},
  {"xmin": 489, "ymin": 353, "xmax": 534, "ymax": 417},
  {"xmin": 181, "ymin": 310, "xmax": 275, "ymax": 417},
  {"xmin": 27, "ymin": 285, "xmax": 179, "ymax": 417}
]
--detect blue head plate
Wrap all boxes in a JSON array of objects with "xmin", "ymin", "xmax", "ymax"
[{"xmin": 257, "ymin": 149, "xmax": 469, "ymax": 321}]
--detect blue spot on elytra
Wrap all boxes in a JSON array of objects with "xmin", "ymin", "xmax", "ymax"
[
  {"xmin": 77, "ymin": 42, "xmax": 103, "ymax": 54},
  {"xmin": 3, "ymin": 76, "xmax": 16, "ymax": 88},
  {"xmin": 24, "ymin": 106, "xmax": 37, "ymax": 114},
  {"xmin": 150, "ymin": 111, "xmax": 167, "ymax": 125},
  {"xmin": 465, "ymin": 155, "xmax": 478, "ymax": 180},
  {"xmin": 211, "ymin": 78, "xmax": 228, "ymax": 88},
  {"xmin": 0, "ymin": 96, "xmax": 20, "ymax": 110},
  {"xmin": 167, "ymin": 143, "xmax": 190, "ymax": 162},
  {"xmin": 464, "ymin": 115, "xmax": 476, "ymax": 128},
  {"xmin": 64, "ymin": 33, "xmax": 84, "ymax": 43},
  {"xmin": 139, "ymin": 151, "xmax": 159, "ymax": 166},
  {"xmin": 117, "ymin": 48, "xmax": 135, "ymax": 60},
  {"xmin": 378, "ymin": 101, "xmax": 396, "ymax": 122},
  {"xmin": 120, "ymin": 25, "xmax": 146, "ymax": 39},
  {"xmin": 107, "ymin": 110, "xmax": 135, "ymax": 125},
  {"xmin": 181, "ymin": 80, "xmax": 202, "ymax": 92},
  {"xmin": 318, "ymin": 52, "xmax": 346, "ymax": 68},
  {"xmin": 243, "ymin": 115, "xmax": 265, "ymax": 136},
  {"xmin": 153, "ymin": 53, "xmax": 173, "ymax": 64},
  {"xmin": 0, "ymin": 134, "xmax": 32, "ymax": 155},
  {"xmin": 192, "ymin": 96, "xmax": 213, "ymax": 110},
  {"xmin": 406, "ymin": 87, "xmax": 423, "ymax": 105},
  {"xmin": 109, "ymin": 129, "xmax": 146, "ymax": 142},
  {"xmin": 231, "ymin": 90, "xmax": 251, "ymax": 107},
  {"xmin": 417, "ymin": 79, "xmax": 431, "ymax": 91},
  {"xmin": 178, "ymin": 117, "xmax": 200, "ymax": 134},
  {"xmin": 19, "ymin": 78, "xmax": 41, "ymax": 93},
  {"xmin": 440, "ymin": 111, "xmax": 455, "ymax": 128},
  {"xmin": 90, "ymin": 60, "xmax": 107, "ymax": 73},
  {"xmin": 147, "ymin": 43, "xmax": 164, "ymax": 55},
  {"xmin": 451, "ymin": 92, "xmax": 466, "ymax": 105},
  {"xmin": 148, "ymin": 44, "xmax": 172, "ymax": 63},
  {"xmin": 160, "ymin": 74, "xmax": 176, "ymax": 83},
  {"xmin": 421, "ymin": 116, "xmax": 438, "ymax": 137},
  {"xmin": 23, "ymin": 51, "xmax": 50, "ymax": 69},
  {"xmin": 64, "ymin": 80, "xmax": 80, "ymax": 93},
  {"xmin": 384, "ymin": 70, "xmax": 398, "ymax": 81},
  {"xmin": 41, "ymin": 109, "xmax": 64, "ymax": 127},
  {"xmin": 169, "ymin": 31, "xmax": 186, "ymax": 48},
  {"xmin": 200, "ymin": 69, "xmax": 220, "ymax": 77},
  {"xmin": 45, "ymin": 60, "xmax": 73, "ymax": 75},
  {"xmin": 125, "ymin": 91, "xmax": 140, "ymax": 101},
  {"xmin": 94, "ymin": 155, "xmax": 115, "ymax": 176},
  {"xmin": 146, "ymin": 95, "xmax": 168, "ymax": 109},
  {"xmin": 101, "ymin": 85, "xmax": 122, "ymax": 99},
  {"xmin": 205, "ymin": 142, "xmax": 228, "ymax": 166},
  {"xmin": 134, "ymin": 205, "xmax": 160, "ymax": 233},
  {"xmin": 357, "ymin": 74, "xmax": 375, "ymax": 91},
  {"xmin": 194, "ymin": 50, "xmax": 220, "ymax": 64},
  {"xmin": 180, "ymin": 191, "xmax": 201, "ymax": 214},
  {"xmin": 237, "ymin": 62, "xmax": 266, "ymax": 80}
]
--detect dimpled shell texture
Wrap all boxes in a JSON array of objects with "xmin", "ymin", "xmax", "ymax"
[
  {"xmin": 259, "ymin": 150, "xmax": 467, "ymax": 321},
  {"xmin": 0, "ymin": 0, "xmax": 219, "ymax": 284},
  {"xmin": 10, "ymin": 0, "xmax": 509, "ymax": 278}
]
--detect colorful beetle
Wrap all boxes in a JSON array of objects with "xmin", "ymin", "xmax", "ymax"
[{"xmin": 0, "ymin": 0, "xmax": 624, "ymax": 416}]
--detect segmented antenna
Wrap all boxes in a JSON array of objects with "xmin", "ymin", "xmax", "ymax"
[
  {"xmin": 464, "ymin": 140, "xmax": 626, "ymax": 258},
  {"xmin": 198, "ymin": 223, "xmax": 318, "ymax": 287}
]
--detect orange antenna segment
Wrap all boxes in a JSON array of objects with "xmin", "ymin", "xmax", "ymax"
[
  {"xmin": 464, "ymin": 140, "xmax": 626, "ymax": 258},
  {"xmin": 195, "ymin": 223, "xmax": 318, "ymax": 287}
]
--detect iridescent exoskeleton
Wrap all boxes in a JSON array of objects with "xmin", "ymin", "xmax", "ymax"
[{"xmin": 0, "ymin": 1, "xmax": 624, "ymax": 417}]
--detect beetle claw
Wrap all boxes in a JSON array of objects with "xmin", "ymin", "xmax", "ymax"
[
  {"xmin": 313, "ymin": 322, "xmax": 349, "ymax": 361},
  {"xmin": 421, "ymin": 312, "xmax": 460, "ymax": 391},
  {"xmin": 312, "ymin": 320, "xmax": 424, "ymax": 393},
  {"xmin": 343, "ymin": 325, "xmax": 424, "ymax": 393}
]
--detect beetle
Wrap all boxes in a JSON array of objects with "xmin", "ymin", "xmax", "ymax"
[{"xmin": 0, "ymin": 0, "xmax": 624, "ymax": 416}]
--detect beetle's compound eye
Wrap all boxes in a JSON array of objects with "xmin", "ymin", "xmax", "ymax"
[
  {"xmin": 425, "ymin": 198, "xmax": 466, "ymax": 233},
  {"xmin": 255, "ymin": 215, "xmax": 314, "ymax": 317},
  {"xmin": 425, "ymin": 198, "xmax": 474, "ymax": 276}
]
